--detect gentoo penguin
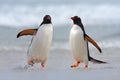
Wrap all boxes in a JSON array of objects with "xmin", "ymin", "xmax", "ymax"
[
  {"xmin": 70, "ymin": 16, "xmax": 106, "ymax": 68},
  {"xmin": 17, "ymin": 15, "xmax": 53, "ymax": 67}
]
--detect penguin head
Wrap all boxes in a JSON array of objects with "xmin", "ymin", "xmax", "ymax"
[
  {"xmin": 71, "ymin": 16, "xmax": 85, "ymax": 29},
  {"xmin": 40, "ymin": 15, "xmax": 52, "ymax": 26},
  {"xmin": 71, "ymin": 16, "xmax": 82, "ymax": 24},
  {"xmin": 43, "ymin": 15, "xmax": 51, "ymax": 24}
]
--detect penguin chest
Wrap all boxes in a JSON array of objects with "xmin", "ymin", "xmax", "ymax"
[
  {"xmin": 28, "ymin": 24, "xmax": 53, "ymax": 62},
  {"xmin": 70, "ymin": 25, "xmax": 88, "ymax": 62}
]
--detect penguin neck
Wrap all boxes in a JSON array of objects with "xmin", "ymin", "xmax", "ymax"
[
  {"xmin": 73, "ymin": 22, "xmax": 86, "ymax": 40},
  {"xmin": 39, "ymin": 23, "xmax": 52, "ymax": 29},
  {"xmin": 40, "ymin": 20, "xmax": 52, "ymax": 26},
  {"xmin": 74, "ymin": 22, "xmax": 86, "ymax": 34}
]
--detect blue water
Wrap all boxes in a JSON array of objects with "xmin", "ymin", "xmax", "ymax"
[{"xmin": 0, "ymin": 0, "xmax": 120, "ymax": 53}]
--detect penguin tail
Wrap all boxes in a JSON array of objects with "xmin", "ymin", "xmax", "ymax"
[{"xmin": 89, "ymin": 56, "xmax": 107, "ymax": 64}]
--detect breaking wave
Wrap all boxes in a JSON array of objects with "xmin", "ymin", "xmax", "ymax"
[{"xmin": 0, "ymin": 4, "xmax": 120, "ymax": 28}]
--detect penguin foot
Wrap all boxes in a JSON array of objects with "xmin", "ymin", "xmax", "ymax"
[
  {"xmin": 41, "ymin": 63, "xmax": 45, "ymax": 68},
  {"xmin": 84, "ymin": 65, "xmax": 88, "ymax": 68},
  {"xmin": 28, "ymin": 61, "xmax": 34, "ymax": 66},
  {"xmin": 71, "ymin": 61, "xmax": 80, "ymax": 68}
]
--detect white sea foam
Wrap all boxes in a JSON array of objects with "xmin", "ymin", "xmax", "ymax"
[
  {"xmin": 0, "ymin": 4, "xmax": 120, "ymax": 28},
  {"xmin": 0, "ymin": 46, "xmax": 26, "ymax": 53},
  {"xmin": 99, "ymin": 40, "xmax": 120, "ymax": 48}
]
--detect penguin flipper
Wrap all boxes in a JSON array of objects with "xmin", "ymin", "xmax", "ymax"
[
  {"xmin": 17, "ymin": 29, "xmax": 37, "ymax": 38},
  {"xmin": 85, "ymin": 34, "xmax": 102, "ymax": 53}
]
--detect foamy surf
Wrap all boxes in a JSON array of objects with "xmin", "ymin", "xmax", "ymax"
[{"xmin": 0, "ymin": 4, "xmax": 120, "ymax": 27}]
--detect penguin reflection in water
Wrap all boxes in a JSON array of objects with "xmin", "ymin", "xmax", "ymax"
[
  {"xmin": 17, "ymin": 15, "xmax": 53, "ymax": 68},
  {"xmin": 70, "ymin": 16, "xmax": 106, "ymax": 68}
]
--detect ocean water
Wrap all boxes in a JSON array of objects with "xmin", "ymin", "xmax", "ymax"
[{"xmin": 0, "ymin": 0, "xmax": 120, "ymax": 27}]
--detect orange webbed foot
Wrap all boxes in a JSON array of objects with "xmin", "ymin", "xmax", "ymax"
[
  {"xmin": 28, "ymin": 61, "xmax": 34, "ymax": 66},
  {"xmin": 71, "ymin": 61, "xmax": 80, "ymax": 68},
  {"xmin": 41, "ymin": 63, "xmax": 45, "ymax": 68},
  {"xmin": 84, "ymin": 65, "xmax": 88, "ymax": 69}
]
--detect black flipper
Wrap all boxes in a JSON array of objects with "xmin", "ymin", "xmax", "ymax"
[{"xmin": 85, "ymin": 34, "xmax": 102, "ymax": 53}]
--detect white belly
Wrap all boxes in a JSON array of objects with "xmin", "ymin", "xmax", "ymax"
[
  {"xmin": 28, "ymin": 24, "xmax": 53, "ymax": 63},
  {"xmin": 70, "ymin": 25, "xmax": 88, "ymax": 63}
]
